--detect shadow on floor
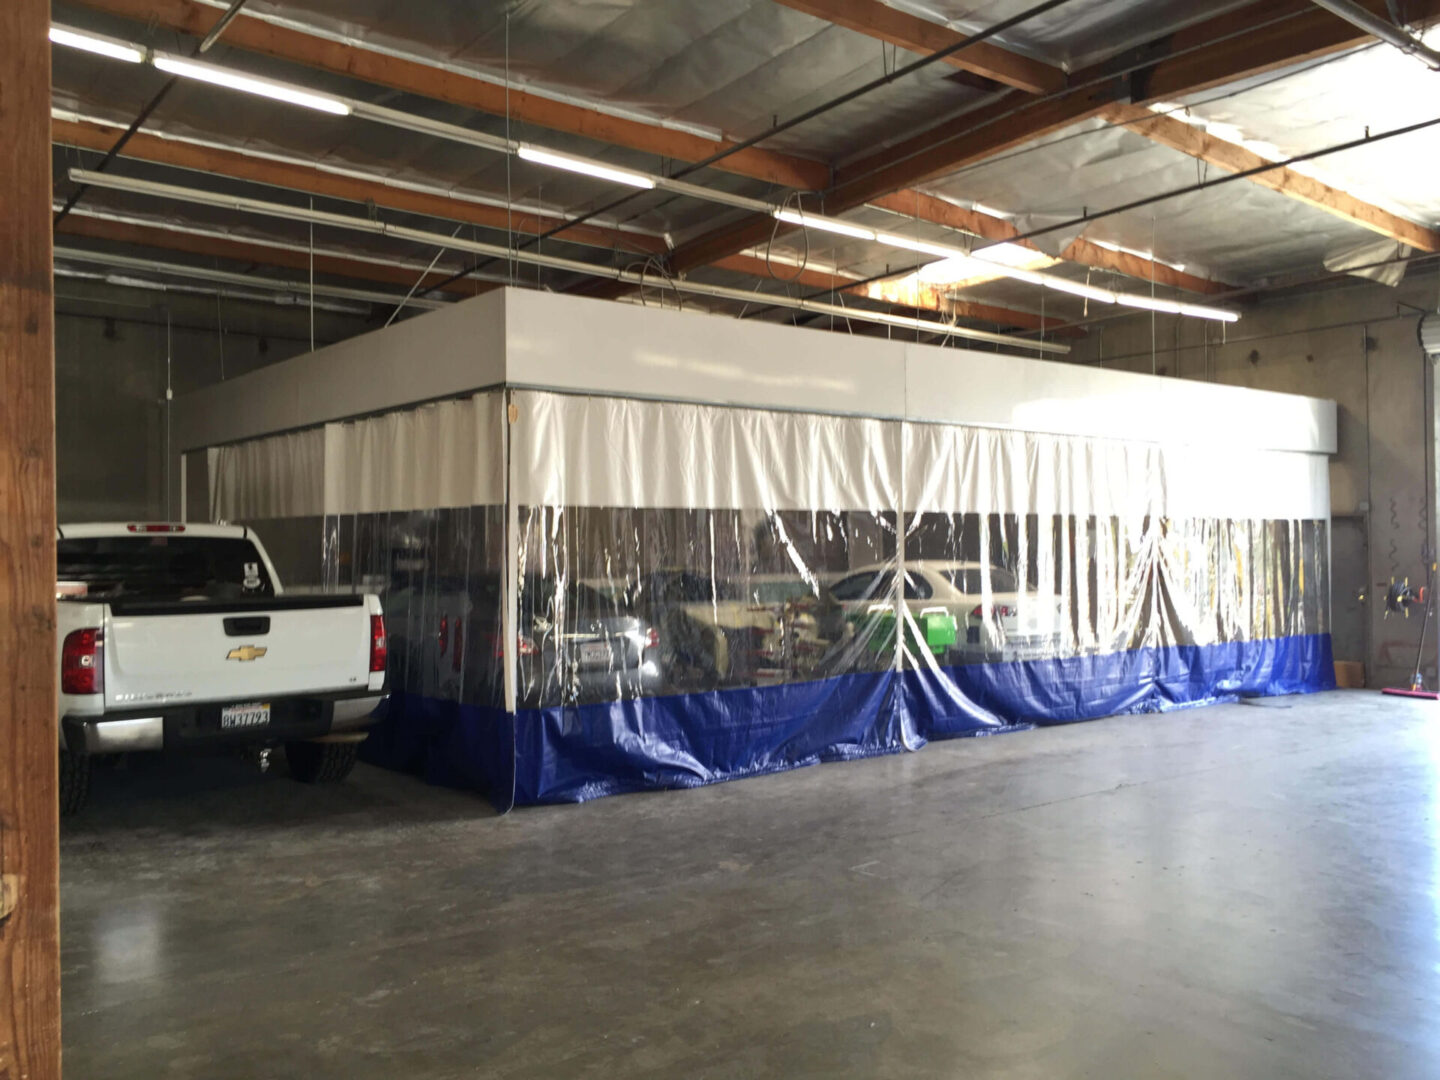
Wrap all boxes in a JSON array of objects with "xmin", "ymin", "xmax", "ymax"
[{"xmin": 62, "ymin": 752, "xmax": 495, "ymax": 843}]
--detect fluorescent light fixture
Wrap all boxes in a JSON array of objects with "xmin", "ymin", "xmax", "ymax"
[
  {"xmin": 1047, "ymin": 279, "xmax": 1118, "ymax": 303},
  {"xmin": 971, "ymin": 241, "xmax": 1048, "ymax": 268},
  {"xmin": 517, "ymin": 145, "xmax": 656, "ymax": 189},
  {"xmin": 773, "ymin": 209, "xmax": 876, "ymax": 242},
  {"xmin": 152, "ymin": 54, "xmax": 352, "ymax": 115},
  {"xmin": 1118, "ymin": 294, "xmax": 1182, "ymax": 315},
  {"xmin": 1116, "ymin": 292, "xmax": 1239, "ymax": 322},
  {"xmin": 874, "ymin": 232, "xmax": 967, "ymax": 260},
  {"xmin": 1004, "ymin": 269, "xmax": 1116, "ymax": 304},
  {"xmin": 970, "ymin": 203, "xmax": 1011, "ymax": 220},
  {"xmin": 65, "ymin": 168, "xmax": 1065, "ymax": 353},
  {"xmin": 917, "ymin": 257, "xmax": 997, "ymax": 285},
  {"xmin": 49, "ymin": 25, "xmax": 144, "ymax": 63},
  {"xmin": 1175, "ymin": 302, "xmax": 1239, "ymax": 323}
]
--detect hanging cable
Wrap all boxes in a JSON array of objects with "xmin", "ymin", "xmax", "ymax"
[
  {"xmin": 764, "ymin": 191, "xmax": 813, "ymax": 282},
  {"xmin": 414, "ymin": 0, "xmax": 1081, "ymax": 297},
  {"xmin": 735, "ymin": 110, "xmax": 1440, "ymax": 324}
]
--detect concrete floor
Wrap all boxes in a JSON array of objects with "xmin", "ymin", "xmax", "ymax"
[{"xmin": 61, "ymin": 689, "xmax": 1440, "ymax": 1078}]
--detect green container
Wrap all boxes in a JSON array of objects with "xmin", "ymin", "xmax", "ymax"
[
  {"xmin": 852, "ymin": 609, "xmax": 957, "ymax": 656},
  {"xmin": 922, "ymin": 611, "xmax": 958, "ymax": 652}
]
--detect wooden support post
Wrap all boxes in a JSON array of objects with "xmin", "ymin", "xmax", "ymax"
[{"xmin": 0, "ymin": 0, "xmax": 62, "ymax": 1076}]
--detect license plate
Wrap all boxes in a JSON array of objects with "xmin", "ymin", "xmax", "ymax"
[
  {"xmin": 220, "ymin": 702, "xmax": 271, "ymax": 729},
  {"xmin": 578, "ymin": 641, "xmax": 611, "ymax": 666}
]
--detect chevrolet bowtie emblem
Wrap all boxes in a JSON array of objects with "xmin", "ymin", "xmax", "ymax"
[{"xmin": 226, "ymin": 645, "xmax": 268, "ymax": 662}]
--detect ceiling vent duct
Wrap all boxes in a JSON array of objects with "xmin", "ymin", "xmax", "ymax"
[{"xmin": 1420, "ymin": 312, "xmax": 1440, "ymax": 358}]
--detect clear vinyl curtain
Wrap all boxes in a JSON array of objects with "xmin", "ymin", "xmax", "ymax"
[{"xmin": 206, "ymin": 387, "xmax": 1333, "ymax": 808}]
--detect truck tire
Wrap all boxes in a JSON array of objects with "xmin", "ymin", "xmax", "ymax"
[
  {"xmin": 285, "ymin": 740, "xmax": 359, "ymax": 784},
  {"xmin": 59, "ymin": 750, "xmax": 91, "ymax": 816}
]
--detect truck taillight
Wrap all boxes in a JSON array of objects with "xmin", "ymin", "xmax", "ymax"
[
  {"xmin": 438, "ymin": 614, "xmax": 450, "ymax": 655},
  {"xmin": 62, "ymin": 628, "xmax": 104, "ymax": 695},
  {"xmin": 126, "ymin": 523, "xmax": 185, "ymax": 533},
  {"xmin": 370, "ymin": 615, "xmax": 388, "ymax": 673}
]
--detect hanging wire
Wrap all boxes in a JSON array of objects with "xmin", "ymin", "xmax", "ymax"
[
  {"xmin": 504, "ymin": 12, "xmax": 515, "ymax": 284},
  {"xmin": 308, "ymin": 195, "xmax": 315, "ymax": 351},
  {"xmin": 763, "ymin": 191, "xmax": 812, "ymax": 282},
  {"xmin": 385, "ymin": 222, "xmax": 465, "ymax": 327},
  {"xmin": 625, "ymin": 256, "xmax": 683, "ymax": 310},
  {"xmin": 1150, "ymin": 214, "xmax": 1158, "ymax": 376}
]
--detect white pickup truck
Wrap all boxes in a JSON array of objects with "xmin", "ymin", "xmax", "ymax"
[{"xmin": 56, "ymin": 523, "xmax": 387, "ymax": 814}]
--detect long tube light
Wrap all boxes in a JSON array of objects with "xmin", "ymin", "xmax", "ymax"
[
  {"xmin": 49, "ymin": 25, "xmax": 144, "ymax": 63},
  {"xmin": 773, "ymin": 209, "xmax": 877, "ymax": 241},
  {"xmin": 878, "ymin": 231, "xmax": 1236, "ymax": 320},
  {"xmin": 59, "ymin": 202, "xmax": 525, "ymax": 288},
  {"xmin": 152, "ymin": 54, "xmax": 352, "ymax": 115},
  {"xmin": 64, "ymin": 169, "xmax": 1068, "ymax": 354},
  {"xmin": 55, "ymin": 267, "xmax": 373, "ymax": 316},
  {"xmin": 54, "ymin": 245, "xmax": 449, "ymax": 310},
  {"xmin": 516, "ymin": 146, "xmax": 656, "ymax": 189},
  {"xmin": 52, "ymin": 24, "xmax": 1235, "ymax": 324},
  {"xmin": 874, "ymin": 232, "xmax": 968, "ymax": 260},
  {"xmin": 1120, "ymin": 294, "xmax": 1240, "ymax": 322}
]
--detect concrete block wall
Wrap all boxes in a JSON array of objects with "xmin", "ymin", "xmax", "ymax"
[{"xmin": 1071, "ymin": 266, "xmax": 1440, "ymax": 690}]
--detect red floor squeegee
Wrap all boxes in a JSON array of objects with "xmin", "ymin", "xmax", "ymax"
[{"xmin": 1382, "ymin": 576, "xmax": 1439, "ymax": 699}]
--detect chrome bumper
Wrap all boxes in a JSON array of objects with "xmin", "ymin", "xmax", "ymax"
[
  {"xmin": 68, "ymin": 693, "xmax": 386, "ymax": 753},
  {"xmin": 72, "ymin": 716, "xmax": 165, "ymax": 753},
  {"xmin": 330, "ymin": 694, "xmax": 386, "ymax": 732}
]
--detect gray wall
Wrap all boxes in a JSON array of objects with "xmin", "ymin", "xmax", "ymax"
[
  {"xmin": 1072, "ymin": 265, "xmax": 1440, "ymax": 689},
  {"xmin": 53, "ymin": 280, "xmax": 378, "ymax": 523}
]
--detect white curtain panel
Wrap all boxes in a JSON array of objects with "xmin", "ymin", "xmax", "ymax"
[
  {"xmin": 904, "ymin": 423, "xmax": 1328, "ymax": 521},
  {"xmin": 510, "ymin": 389, "xmax": 1327, "ymax": 523},
  {"xmin": 207, "ymin": 391, "xmax": 504, "ymax": 520},
  {"xmin": 208, "ymin": 426, "xmax": 326, "ymax": 521},
  {"xmin": 510, "ymin": 389, "xmax": 899, "ymax": 513},
  {"xmin": 323, "ymin": 392, "xmax": 504, "ymax": 514}
]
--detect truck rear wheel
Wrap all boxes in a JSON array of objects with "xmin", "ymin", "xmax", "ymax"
[
  {"xmin": 59, "ymin": 750, "xmax": 91, "ymax": 816},
  {"xmin": 285, "ymin": 740, "xmax": 359, "ymax": 784}
]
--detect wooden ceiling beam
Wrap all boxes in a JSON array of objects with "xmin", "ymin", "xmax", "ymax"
[
  {"xmin": 69, "ymin": 0, "xmax": 830, "ymax": 190},
  {"xmin": 57, "ymin": 183, "xmax": 1067, "ymax": 336},
  {"xmin": 772, "ymin": 0, "xmax": 1066, "ymax": 94},
  {"xmin": 712, "ymin": 252, "xmax": 859, "ymax": 291},
  {"xmin": 52, "ymin": 116, "xmax": 666, "ymax": 256},
  {"xmin": 55, "ymin": 214, "xmax": 487, "ymax": 296},
  {"xmin": 870, "ymin": 188, "xmax": 1231, "ymax": 293},
  {"xmin": 1101, "ymin": 102, "xmax": 1440, "ymax": 253},
  {"xmin": 666, "ymin": 0, "xmax": 1440, "ymax": 279}
]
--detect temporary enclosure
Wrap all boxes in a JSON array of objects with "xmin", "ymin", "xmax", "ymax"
[{"xmin": 175, "ymin": 289, "xmax": 1337, "ymax": 808}]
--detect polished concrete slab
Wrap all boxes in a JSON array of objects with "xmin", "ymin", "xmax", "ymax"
[{"xmin": 61, "ymin": 689, "xmax": 1440, "ymax": 1078}]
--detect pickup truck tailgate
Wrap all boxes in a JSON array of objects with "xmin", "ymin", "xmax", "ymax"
[{"xmin": 104, "ymin": 597, "xmax": 372, "ymax": 708}]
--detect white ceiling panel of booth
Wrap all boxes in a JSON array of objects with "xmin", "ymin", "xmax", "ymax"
[
  {"xmin": 503, "ymin": 287, "xmax": 908, "ymax": 421},
  {"xmin": 901, "ymin": 345, "xmax": 1336, "ymax": 455},
  {"xmin": 504, "ymin": 290, "xmax": 1335, "ymax": 456},
  {"xmin": 174, "ymin": 290, "xmax": 506, "ymax": 452}
]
